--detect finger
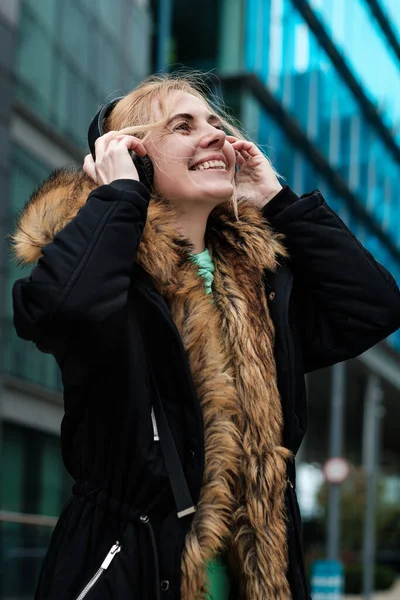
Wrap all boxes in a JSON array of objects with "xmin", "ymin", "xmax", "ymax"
[
  {"xmin": 230, "ymin": 139, "xmax": 260, "ymax": 158},
  {"xmin": 94, "ymin": 130, "xmax": 118, "ymax": 162},
  {"xmin": 235, "ymin": 152, "xmax": 246, "ymax": 167},
  {"xmin": 240, "ymin": 149, "xmax": 253, "ymax": 161},
  {"xmin": 235, "ymin": 147, "xmax": 253, "ymax": 164},
  {"xmin": 83, "ymin": 154, "xmax": 97, "ymax": 182},
  {"xmin": 105, "ymin": 138, "xmax": 123, "ymax": 152},
  {"xmin": 83, "ymin": 153, "xmax": 94, "ymax": 168},
  {"xmin": 226, "ymin": 135, "xmax": 240, "ymax": 144},
  {"xmin": 115, "ymin": 135, "xmax": 147, "ymax": 157}
]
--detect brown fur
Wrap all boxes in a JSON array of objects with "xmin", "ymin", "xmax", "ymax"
[{"xmin": 12, "ymin": 170, "xmax": 293, "ymax": 599}]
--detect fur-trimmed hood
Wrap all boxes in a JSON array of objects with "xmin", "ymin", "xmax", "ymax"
[{"xmin": 12, "ymin": 168, "xmax": 293, "ymax": 600}]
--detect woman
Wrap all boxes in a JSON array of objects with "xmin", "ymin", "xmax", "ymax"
[{"xmin": 12, "ymin": 73, "xmax": 400, "ymax": 600}]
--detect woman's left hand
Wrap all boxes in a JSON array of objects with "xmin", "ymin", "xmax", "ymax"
[{"xmin": 227, "ymin": 136, "xmax": 282, "ymax": 208}]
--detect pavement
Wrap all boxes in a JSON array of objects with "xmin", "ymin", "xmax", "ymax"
[{"xmin": 344, "ymin": 579, "xmax": 400, "ymax": 599}]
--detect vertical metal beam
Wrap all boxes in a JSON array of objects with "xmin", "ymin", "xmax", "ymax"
[
  {"xmin": 327, "ymin": 362, "xmax": 346, "ymax": 561},
  {"xmin": 362, "ymin": 374, "xmax": 383, "ymax": 600},
  {"xmin": 156, "ymin": 0, "xmax": 172, "ymax": 73}
]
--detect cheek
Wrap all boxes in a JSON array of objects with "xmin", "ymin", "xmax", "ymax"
[
  {"xmin": 152, "ymin": 141, "xmax": 194, "ymax": 187},
  {"xmin": 153, "ymin": 158, "xmax": 191, "ymax": 196},
  {"xmin": 151, "ymin": 140, "xmax": 190, "ymax": 176}
]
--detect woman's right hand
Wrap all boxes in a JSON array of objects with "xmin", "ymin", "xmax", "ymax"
[{"xmin": 83, "ymin": 131, "xmax": 147, "ymax": 185}]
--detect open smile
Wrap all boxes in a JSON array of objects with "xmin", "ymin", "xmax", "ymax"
[{"xmin": 189, "ymin": 155, "xmax": 228, "ymax": 171}]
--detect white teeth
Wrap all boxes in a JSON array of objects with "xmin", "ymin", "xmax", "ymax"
[{"xmin": 195, "ymin": 159, "xmax": 226, "ymax": 171}]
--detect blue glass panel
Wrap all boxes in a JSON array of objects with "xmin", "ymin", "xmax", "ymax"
[
  {"xmin": 308, "ymin": 0, "xmax": 400, "ymax": 141},
  {"xmin": 242, "ymin": 0, "xmax": 400, "ymax": 265},
  {"xmin": 380, "ymin": 0, "xmax": 400, "ymax": 42},
  {"xmin": 245, "ymin": 0, "xmax": 258, "ymax": 73}
]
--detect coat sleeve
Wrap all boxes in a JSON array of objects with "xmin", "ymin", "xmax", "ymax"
[
  {"xmin": 262, "ymin": 186, "xmax": 400, "ymax": 372},
  {"xmin": 12, "ymin": 179, "xmax": 150, "ymax": 356}
]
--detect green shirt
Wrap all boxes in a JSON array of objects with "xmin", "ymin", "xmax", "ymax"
[
  {"xmin": 190, "ymin": 249, "xmax": 231, "ymax": 600},
  {"xmin": 190, "ymin": 248, "xmax": 215, "ymax": 295}
]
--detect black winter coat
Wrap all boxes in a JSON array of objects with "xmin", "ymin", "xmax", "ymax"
[{"xmin": 12, "ymin": 180, "xmax": 400, "ymax": 600}]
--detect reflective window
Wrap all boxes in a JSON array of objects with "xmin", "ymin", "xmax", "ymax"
[
  {"xmin": 5, "ymin": 146, "xmax": 62, "ymax": 391},
  {"xmin": 0, "ymin": 423, "xmax": 71, "ymax": 597},
  {"xmin": 173, "ymin": 0, "xmax": 220, "ymax": 70},
  {"xmin": 61, "ymin": 2, "xmax": 89, "ymax": 77},
  {"xmin": 308, "ymin": 0, "xmax": 400, "ymax": 140},
  {"xmin": 23, "ymin": 0, "xmax": 58, "ymax": 36},
  {"xmin": 380, "ymin": 0, "xmax": 400, "ymax": 41},
  {"xmin": 243, "ymin": 0, "xmax": 400, "ymax": 259},
  {"xmin": 0, "ymin": 422, "xmax": 71, "ymax": 515},
  {"xmin": 16, "ymin": 6, "xmax": 54, "ymax": 120},
  {"xmin": 97, "ymin": 0, "xmax": 122, "ymax": 40},
  {"xmin": 15, "ymin": 0, "xmax": 151, "ymax": 148}
]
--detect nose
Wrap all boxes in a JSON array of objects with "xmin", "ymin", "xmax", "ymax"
[{"xmin": 199, "ymin": 123, "xmax": 226, "ymax": 150}]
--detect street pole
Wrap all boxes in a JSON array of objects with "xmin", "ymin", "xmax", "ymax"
[
  {"xmin": 362, "ymin": 374, "xmax": 383, "ymax": 600},
  {"xmin": 327, "ymin": 362, "xmax": 346, "ymax": 561},
  {"xmin": 156, "ymin": 0, "xmax": 172, "ymax": 73}
]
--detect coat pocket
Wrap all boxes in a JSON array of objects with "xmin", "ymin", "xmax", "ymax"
[{"xmin": 74, "ymin": 542, "xmax": 121, "ymax": 600}]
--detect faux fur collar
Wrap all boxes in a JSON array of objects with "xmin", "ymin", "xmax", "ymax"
[{"xmin": 12, "ymin": 168, "xmax": 292, "ymax": 600}]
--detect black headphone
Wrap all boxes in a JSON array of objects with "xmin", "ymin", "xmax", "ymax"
[{"xmin": 87, "ymin": 97, "xmax": 154, "ymax": 193}]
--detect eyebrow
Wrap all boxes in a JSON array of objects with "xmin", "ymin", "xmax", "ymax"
[{"xmin": 166, "ymin": 112, "xmax": 221, "ymax": 126}]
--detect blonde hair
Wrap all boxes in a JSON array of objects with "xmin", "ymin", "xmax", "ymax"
[
  {"xmin": 105, "ymin": 71, "xmax": 244, "ymax": 141},
  {"xmin": 104, "ymin": 71, "xmax": 244, "ymax": 216}
]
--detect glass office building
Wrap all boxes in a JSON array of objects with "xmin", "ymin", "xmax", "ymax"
[
  {"xmin": 0, "ymin": 1, "xmax": 151, "ymax": 596},
  {"xmin": 171, "ymin": 0, "xmax": 400, "ymax": 566}
]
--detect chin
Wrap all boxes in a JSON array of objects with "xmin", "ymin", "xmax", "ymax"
[{"xmin": 206, "ymin": 184, "xmax": 234, "ymax": 201}]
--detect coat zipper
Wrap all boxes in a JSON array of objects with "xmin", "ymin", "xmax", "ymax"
[
  {"xmin": 75, "ymin": 542, "xmax": 121, "ymax": 600},
  {"xmin": 140, "ymin": 515, "xmax": 161, "ymax": 600},
  {"xmin": 151, "ymin": 406, "xmax": 160, "ymax": 441}
]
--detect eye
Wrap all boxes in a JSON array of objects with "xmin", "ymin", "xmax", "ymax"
[{"xmin": 173, "ymin": 121, "xmax": 191, "ymax": 132}]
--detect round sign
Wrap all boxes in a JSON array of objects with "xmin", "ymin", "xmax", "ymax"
[{"xmin": 323, "ymin": 457, "xmax": 350, "ymax": 484}]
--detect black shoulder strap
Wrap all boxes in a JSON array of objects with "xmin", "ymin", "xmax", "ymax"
[{"xmin": 148, "ymin": 357, "xmax": 196, "ymax": 519}]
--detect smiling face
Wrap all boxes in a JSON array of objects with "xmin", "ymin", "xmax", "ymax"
[{"xmin": 145, "ymin": 91, "xmax": 236, "ymax": 210}]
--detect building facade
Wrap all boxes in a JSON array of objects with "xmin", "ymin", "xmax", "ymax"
[{"xmin": 0, "ymin": 1, "xmax": 151, "ymax": 596}]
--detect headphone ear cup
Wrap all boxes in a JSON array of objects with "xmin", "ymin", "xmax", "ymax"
[
  {"xmin": 130, "ymin": 153, "xmax": 154, "ymax": 193},
  {"xmin": 88, "ymin": 97, "xmax": 124, "ymax": 159},
  {"xmin": 87, "ymin": 98, "xmax": 154, "ymax": 192}
]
